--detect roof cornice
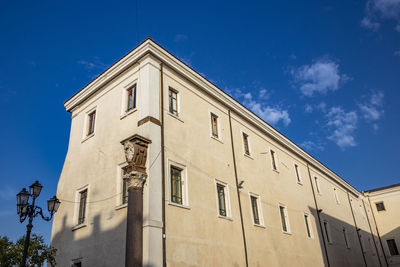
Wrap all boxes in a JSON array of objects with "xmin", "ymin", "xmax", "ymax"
[{"xmin": 64, "ymin": 37, "xmax": 361, "ymax": 196}]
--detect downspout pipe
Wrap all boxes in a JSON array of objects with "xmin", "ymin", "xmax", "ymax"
[
  {"xmin": 160, "ymin": 63, "xmax": 167, "ymax": 267},
  {"xmin": 306, "ymin": 163, "xmax": 330, "ymax": 267},
  {"xmin": 228, "ymin": 109, "xmax": 249, "ymax": 267},
  {"xmin": 362, "ymin": 199, "xmax": 383, "ymax": 267},
  {"xmin": 347, "ymin": 192, "xmax": 368, "ymax": 267}
]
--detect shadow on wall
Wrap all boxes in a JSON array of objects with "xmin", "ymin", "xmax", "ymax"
[
  {"xmin": 51, "ymin": 211, "xmax": 156, "ymax": 267},
  {"xmin": 309, "ymin": 207, "xmax": 384, "ymax": 267},
  {"xmin": 381, "ymin": 226, "xmax": 400, "ymax": 266}
]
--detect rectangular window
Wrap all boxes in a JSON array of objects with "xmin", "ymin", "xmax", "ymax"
[
  {"xmin": 271, "ymin": 150, "xmax": 277, "ymax": 170},
  {"xmin": 211, "ymin": 113, "xmax": 219, "ymax": 138},
  {"xmin": 279, "ymin": 205, "xmax": 290, "ymax": 233},
  {"xmin": 376, "ymin": 202, "xmax": 385, "ymax": 211},
  {"xmin": 304, "ymin": 214, "xmax": 312, "ymax": 238},
  {"xmin": 170, "ymin": 166, "xmax": 183, "ymax": 204},
  {"xmin": 216, "ymin": 183, "xmax": 227, "ymax": 216},
  {"xmin": 87, "ymin": 111, "xmax": 96, "ymax": 136},
  {"xmin": 169, "ymin": 88, "xmax": 178, "ymax": 116},
  {"xmin": 387, "ymin": 239, "xmax": 399, "ymax": 256},
  {"xmin": 315, "ymin": 177, "xmax": 321, "ymax": 194},
  {"xmin": 343, "ymin": 227, "xmax": 350, "ymax": 248},
  {"xmin": 250, "ymin": 195, "xmax": 260, "ymax": 225},
  {"xmin": 243, "ymin": 133, "xmax": 250, "ymax": 155},
  {"xmin": 295, "ymin": 164, "xmax": 301, "ymax": 183},
  {"xmin": 72, "ymin": 262, "xmax": 82, "ymax": 267},
  {"xmin": 334, "ymin": 188, "xmax": 340, "ymax": 204},
  {"xmin": 324, "ymin": 221, "xmax": 332, "ymax": 243},
  {"xmin": 126, "ymin": 85, "xmax": 136, "ymax": 111},
  {"xmin": 78, "ymin": 189, "xmax": 88, "ymax": 225},
  {"xmin": 122, "ymin": 177, "xmax": 129, "ymax": 204}
]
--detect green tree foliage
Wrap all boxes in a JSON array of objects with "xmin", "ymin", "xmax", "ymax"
[{"xmin": 0, "ymin": 234, "xmax": 56, "ymax": 267}]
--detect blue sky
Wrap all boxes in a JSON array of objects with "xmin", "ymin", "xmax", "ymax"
[{"xmin": 1, "ymin": 0, "xmax": 399, "ymax": 244}]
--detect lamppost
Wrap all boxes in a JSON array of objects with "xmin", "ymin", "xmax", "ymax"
[{"xmin": 16, "ymin": 180, "xmax": 60, "ymax": 267}]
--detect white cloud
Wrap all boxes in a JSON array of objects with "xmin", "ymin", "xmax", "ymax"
[
  {"xmin": 358, "ymin": 91, "xmax": 384, "ymax": 123},
  {"xmin": 174, "ymin": 34, "xmax": 188, "ymax": 42},
  {"xmin": 305, "ymin": 104, "xmax": 313, "ymax": 113},
  {"xmin": 78, "ymin": 57, "xmax": 107, "ymax": 71},
  {"xmin": 291, "ymin": 59, "xmax": 348, "ymax": 97},
  {"xmin": 326, "ymin": 107, "xmax": 358, "ymax": 149},
  {"xmin": 229, "ymin": 88, "xmax": 291, "ymax": 127},
  {"xmin": 300, "ymin": 140, "xmax": 324, "ymax": 152},
  {"xmin": 361, "ymin": 0, "xmax": 400, "ymax": 31}
]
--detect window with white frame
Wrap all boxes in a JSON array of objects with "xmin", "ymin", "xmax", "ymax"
[
  {"xmin": 304, "ymin": 213, "xmax": 313, "ymax": 238},
  {"xmin": 323, "ymin": 221, "xmax": 332, "ymax": 244},
  {"xmin": 294, "ymin": 164, "xmax": 302, "ymax": 184},
  {"xmin": 270, "ymin": 150, "xmax": 278, "ymax": 171},
  {"xmin": 315, "ymin": 177, "xmax": 321, "ymax": 194},
  {"xmin": 334, "ymin": 188, "xmax": 340, "ymax": 204},
  {"xmin": 210, "ymin": 113, "xmax": 219, "ymax": 139},
  {"xmin": 86, "ymin": 110, "xmax": 96, "ymax": 136},
  {"xmin": 122, "ymin": 176, "xmax": 129, "ymax": 204},
  {"xmin": 279, "ymin": 204, "xmax": 290, "ymax": 233},
  {"xmin": 250, "ymin": 194, "xmax": 263, "ymax": 226},
  {"xmin": 126, "ymin": 84, "xmax": 137, "ymax": 112},
  {"xmin": 343, "ymin": 227, "xmax": 350, "ymax": 248},
  {"xmin": 215, "ymin": 180, "xmax": 231, "ymax": 217},
  {"xmin": 243, "ymin": 132, "xmax": 251, "ymax": 156},
  {"xmin": 169, "ymin": 162, "xmax": 188, "ymax": 206},
  {"xmin": 376, "ymin": 202, "xmax": 385, "ymax": 211},
  {"xmin": 77, "ymin": 188, "xmax": 88, "ymax": 225},
  {"xmin": 168, "ymin": 87, "xmax": 179, "ymax": 116},
  {"xmin": 387, "ymin": 239, "xmax": 399, "ymax": 256}
]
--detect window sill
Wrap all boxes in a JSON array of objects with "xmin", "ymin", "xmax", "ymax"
[
  {"xmin": 168, "ymin": 202, "xmax": 190, "ymax": 210},
  {"xmin": 72, "ymin": 223, "xmax": 87, "ymax": 231},
  {"xmin": 120, "ymin": 108, "xmax": 137, "ymax": 120},
  {"xmin": 244, "ymin": 153, "xmax": 254, "ymax": 160},
  {"xmin": 211, "ymin": 136, "xmax": 223, "ymax": 144},
  {"xmin": 297, "ymin": 181, "xmax": 303, "ymax": 186},
  {"xmin": 168, "ymin": 112, "xmax": 184, "ymax": 123},
  {"xmin": 218, "ymin": 215, "xmax": 233, "ymax": 221},
  {"xmin": 115, "ymin": 203, "xmax": 128, "ymax": 210},
  {"xmin": 272, "ymin": 169, "xmax": 280, "ymax": 174},
  {"xmin": 81, "ymin": 133, "xmax": 94, "ymax": 143},
  {"xmin": 282, "ymin": 231, "xmax": 292, "ymax": 235},
  {"xmin": 253, "ymin": 223, "xmax": 266, "ymax": 229}
]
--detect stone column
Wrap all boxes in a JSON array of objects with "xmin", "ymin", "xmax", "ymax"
[
  {"xmin": 124, "ymin": 171, "xmax": 147, "ymax": 267},
  {"xmin": 121, "ymin": 135, "xmax": 151, "ymax": 267}
]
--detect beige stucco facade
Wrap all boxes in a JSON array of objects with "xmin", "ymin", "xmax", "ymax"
[{"xmin": 51, "ymin": 38, "xmax": 397, "ymax": 266}]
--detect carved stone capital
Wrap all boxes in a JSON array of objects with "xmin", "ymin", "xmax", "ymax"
[
  {"xmin": 123, "ymin": 170, "xmax": 147, "ymax": 190},
  {"xmin": 121, "ymin": 134, "xmax": 151, "ymax": 174}
]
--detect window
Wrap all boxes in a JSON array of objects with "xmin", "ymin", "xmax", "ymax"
[
  {"xmin": 343, "ymin": 227, "xmax": 350, "ymax": 248},
  {"xmin": 270, "ymin": 150, "xmax": 277, "ymax": 171},
  {"xmin": 279, "ymin": 204, "xmax": 290, "ymax": 233},
  {"xmin": 304, "ymin": 213, "xmax": 312, "ymax": 238},
  {"xmin": 170, "ymin": 166, "xmax": 183, "ymax": 204},
  {"xmin": 168, "ymin": 88, "xmax": 178, "ymax": 116},
  {"xmin": 250, "ymin": 195, "xmax": 262, "ymax": 225},
  {"xmin": 243, "ymin": 133, "xmax": 250, "ymax": 156},
  {"xmin": 126, "ymin": 85, "xmax": 136, "ymax": 112},
  {"xmin": 87, "ymin": 111, "xmax": 96, "ymax": 136},
  {"xmin": 215, "ymin": 182, "xmax": 231, "ymax": 217},
  {"xmin": 78, "ymin": 189, "xmax": 88, "ymax": 225},
  {"xmin": 72, "ymin": 262, "xmax": 82, "ymax": 267},
  {"xmin": 323, "ymin": 221, "xmax": 332, "ymax": 244},
  {"xmin": 122, "ymin": 177, "xmax": 129, "ymax": 204},
  {"xmin": 387, "ymin": 239, "xmax": 399, "ymax": 256},
  {"xmin": 315, "ymin": 177, "xmax": 321, "ymax": 194},
  {"xmin": 294, "ymin": 164, "xmax": 301, "ymax": 183},
  {"xmin": 210, "ymin": 113, "xmax": 219, "ymax": 138},
  {"xmin": 334, "ymin": 188, "xmax": 340, "ymax": 204},
  {"xmin": 376, "ymin": 202, "xmax": 385, "ymax": 211}
]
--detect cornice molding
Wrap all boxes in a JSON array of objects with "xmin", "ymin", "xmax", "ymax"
[{"xmin": 64, "ymin": 38, "xmax": 361, "ymax": 196}]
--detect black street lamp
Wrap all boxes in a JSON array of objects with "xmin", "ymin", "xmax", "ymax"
[{"xmin": 16, "ymin": 180, "xmax": 60, "ymax": 267}]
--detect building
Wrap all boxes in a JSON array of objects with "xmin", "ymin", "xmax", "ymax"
[
  {"xmin": 50, "ymin": 37, "xmax": 398, "ymax": 266},
  {"xmin": 364, "ymin": 184, "xmax": 400, "ymax": 266}
]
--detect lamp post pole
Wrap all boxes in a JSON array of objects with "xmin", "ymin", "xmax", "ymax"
[{"xmin": 16, "ymin": 181, "xmax": 60, "ymax": 267}]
